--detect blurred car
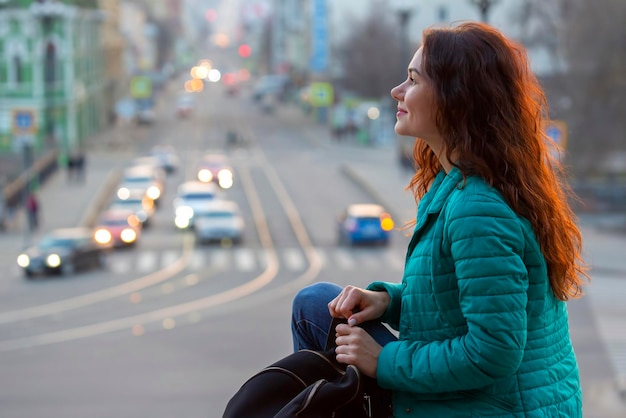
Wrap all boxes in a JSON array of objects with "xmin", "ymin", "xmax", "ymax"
[
  {"xmin": 117, "ymin": 164, "xmax": 165, "ymax": 205},
  {"xmin": 196, "ymin": 153, "xmax": 234, "ymax": 189},
  {"xmin": 16, "ymin": 227, "xmax": 108, "ymax": 278},
  {"xmin": 94, "ymin": 208, "xmax": 142, "ymax": 248},
  {"xmin": 252, "ymin": 74, "xmax": 290, "ymax": 102},
  {"xmin": 194, "ymin": 200, "xmax": 244, "ymax": 244},
  {"xmin": 337, "ymin": 204, "xmax": 394, "ymax": 246},
  {"xmin": 136, "ymin": 108, "xmax": 156, "ymax": 125},
  {"xmin": 173, "ymin": 181, "xmax": 221, "ymax": 229},
  {"xmin": 109, "ymin": 189, "xmax": 156, "ymax": 228},
  {"xmin": 150, "ymin": 145, "xmax": 180, "ymax": 174},
  {"xmin": 176, "ymin": 94, "xmax": 194, "ymax": 118}
]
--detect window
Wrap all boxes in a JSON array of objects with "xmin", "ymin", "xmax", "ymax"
[{"xmin": 12, "ymin": 55, "xmax": 23, "ymax": 83}]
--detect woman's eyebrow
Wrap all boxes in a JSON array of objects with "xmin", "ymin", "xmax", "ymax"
[{"xmin": 408, "ymin": 68, "xmax": 421, "ymax": 77}]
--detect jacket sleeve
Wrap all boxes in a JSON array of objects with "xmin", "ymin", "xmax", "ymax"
[
  {"xmin": 366, "ymin": 281, "xmax": 403, "ymax": 330},
  {"xmin": 376, "ymin": 195, "xmax": 530, "ymax": 394}
]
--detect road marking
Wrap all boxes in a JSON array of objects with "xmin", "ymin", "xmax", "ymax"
[
  {"xmin": 234, "ymin": 248, "xmax": 256, "ymax": 271},
  {"xmin": 283, "ymin": 248, "xmax": 305, "ymax": 271},
  {"xmin": 137, "ymin": 251, "xmax": 157, "ymax": 273}
]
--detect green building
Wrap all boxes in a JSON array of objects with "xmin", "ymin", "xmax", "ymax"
[{"xmin": 0, "ymin": 0, "xmax": 106, "ymax": 168}]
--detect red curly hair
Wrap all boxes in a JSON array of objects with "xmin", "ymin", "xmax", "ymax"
[{"xmin": 407, "ymin": 22, "xmax": 588, "ymax": 301}]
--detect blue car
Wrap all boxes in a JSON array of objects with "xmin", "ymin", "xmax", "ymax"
[{"xmin": 337, "ymin": 204, "xmax": 394, "ymax": 246}]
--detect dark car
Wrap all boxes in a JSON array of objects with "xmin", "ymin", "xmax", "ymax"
[
  {"xmin": 337, "ymin": 204, "xmax": 394, "ymax": 246},
  {"xmin": 16, "ymin": 227, "xmax": 109, "ymax": 278}
]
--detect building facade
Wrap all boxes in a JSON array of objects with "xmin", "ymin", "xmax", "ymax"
[{"xmin": 0, "ymin": 0, "xmax": 107, "ymax": 166}]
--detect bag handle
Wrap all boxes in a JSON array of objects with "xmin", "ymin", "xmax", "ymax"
[{"xmin": 325, "ymin": 317, "xmax": 347, "ymax": 351}]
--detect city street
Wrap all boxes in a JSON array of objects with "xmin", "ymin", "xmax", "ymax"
[{"xmin": 0, "ymin": 77, "xmax": 624, "ymax": 418}]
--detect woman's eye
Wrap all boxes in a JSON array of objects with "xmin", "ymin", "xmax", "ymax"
[{"xmin": 409, "ymin": 77, "xmax": 416, "ymax": 85}]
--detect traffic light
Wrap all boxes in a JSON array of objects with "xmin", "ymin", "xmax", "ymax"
[{"xmin": 238, "ymin": 44, "xmax": 251, "ymax": 58}]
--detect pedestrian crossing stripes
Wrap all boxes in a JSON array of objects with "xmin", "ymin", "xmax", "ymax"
[{"xmin": 105, "ymin": 247, "xmax": 406, "ymax": 276}]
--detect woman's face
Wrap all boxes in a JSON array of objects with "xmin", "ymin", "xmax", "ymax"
[{"xmin": 391, "ymin": 48, "xmax": 441, "ymax": 147}]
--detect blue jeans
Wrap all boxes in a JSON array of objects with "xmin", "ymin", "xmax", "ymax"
[{"xmin": 291, "ymin": 282, "xmax": 397, "ymax": 352}]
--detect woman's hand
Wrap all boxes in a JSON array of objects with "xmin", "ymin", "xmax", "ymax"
[
  {"xmin": 328, "ymin": 285, "xmax": 390, "ymax": 326},
  {"xmin": 334, "ymin": 323, "xmax": 382, "ymax": 378}
]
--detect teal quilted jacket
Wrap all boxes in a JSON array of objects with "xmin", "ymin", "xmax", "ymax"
[{"xmin": 367, "ymin": 168, "xmax": 582, "ymax": 417}]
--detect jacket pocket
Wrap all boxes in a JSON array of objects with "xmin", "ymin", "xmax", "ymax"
[{"xmin": 458, "ymin": 390, "xmax": 516, "ymax": 412}]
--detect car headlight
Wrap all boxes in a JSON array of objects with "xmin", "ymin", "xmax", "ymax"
[
  {"xmin": 218, "ymin": 168, "xmax": 233, "ymax": 179},
  {"xmin": 175, "ymin": 216, "xmax": 191, "ymax": 229},
  {"xmin": 94, "ymin": 229, "xmax": 113, "ymax": 244},
  {"xmin": 147, "ymin": 186, "xmax": 161, "ymax": 200},
  {"xmin": 175, "ymin": 206, "xmax": 194, "ymax": 219},
  {"xmin": 218, "ymin": 174, "xmax": 234, "ymax": 189},
  {"xmin": 120, "ymin": 228, "xmax": 137, "ymax": 243},
  {"xmin": 198, "ymin": 169, "xmax": 213, "ymax": 182},
  {"xmin": 117, "ymin": 187, "xmax": 131, "ymax": 200},
  {"xmin": 17, "ymin": 253, "xmax": 30, "ymax": 268},
  {"xmin": 46, "ymin": 253, "xmax": 61, "ymax": 268}
]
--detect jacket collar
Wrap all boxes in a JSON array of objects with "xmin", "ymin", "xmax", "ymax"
[{"xmin": 415, "ymin": 167, "xmax": 464, "ymax": 232}]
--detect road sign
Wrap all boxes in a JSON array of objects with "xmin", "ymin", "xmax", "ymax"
[
  {"xmin": 544, "ymin": 120, "xmax": 567, "ymax": 161},
  {"xmin": 545, "ymin": 120, "xmax": 567, "ymax": 149},
  {"xmin": 130, "ymin": 76, "xmax": 153, "ymax": 99},
  {"xmin": 309, "ymin": 82, "xmax": 334, "ymax": 107},
  {"xmin": 11, "ymin": 109, "xmax": 36, "ymax": 135}
]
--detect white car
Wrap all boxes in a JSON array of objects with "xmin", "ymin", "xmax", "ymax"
[
  {"xmin": 173, "ymin": 181, "xmax": 221, "ymax": 229},
  {"xmin": 194, "ymin": 200, "xmax": 244, "ymax": 244},
  {"xmin": 117, "ymin": 164, "xmax": 165, "ymax": 205}
]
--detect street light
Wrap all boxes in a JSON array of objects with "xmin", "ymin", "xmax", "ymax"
[{"xmin": 469, "ymin": 0, "xmax": 500, "ymax": 23}]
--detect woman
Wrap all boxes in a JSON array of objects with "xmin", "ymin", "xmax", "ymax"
[{"xmin": 291, "ymin": 22, "xmax": 588, "ymax": 417}]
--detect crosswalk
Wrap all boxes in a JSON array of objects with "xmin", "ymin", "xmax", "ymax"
[{"xmin": 106, "ymin": 247, "xmax": 406, "ymax": 275}]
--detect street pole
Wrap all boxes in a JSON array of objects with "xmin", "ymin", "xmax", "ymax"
[
  {"xmin": 469, "ymin": 0, "xmax": 500, "ymax": 23},
  {"xmin": 397, "ymin": 8, "xmax": 413, "ymax": 72}
]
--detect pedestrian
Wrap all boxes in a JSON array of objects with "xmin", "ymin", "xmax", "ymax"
[
  {"xmin": 74, "ymin": 151, "xmax": 86, "ymax": 183},
  {"xmin": 291, "ymin": 22, "xmax": 589, "ymax": 417},
  {"xmin": 25, "ymin": 192, "xmax": 39, "ymax": 232}
]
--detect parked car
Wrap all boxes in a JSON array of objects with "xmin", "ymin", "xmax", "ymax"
[
  {"xmin": 94, "ymin": 208, "xmax": 142, "ymax": 248},
  {"xmin": 173, "ymin": 181, "xmax": 221, "ymax": 229},
  {"xmin": 337, "ymin": 204, "xmax": 394, "ymax": 246},
  {"xmin": 196, "ymin": 153, "xmax": 234, "ymax": 189},
  {"xmin": 194, "ymin": 200, "xmax": 244, "ymax": 244},
  {"xmin": 16, "ymin": 227, "xmax": 109, "ymax": 278},
  {"xmin": 109, "ymin": 189, "xmax": 156, "ymax": 228},
  {"xmin": 117, "ymin": 164, "xmax": 165, "ymax": 205}
]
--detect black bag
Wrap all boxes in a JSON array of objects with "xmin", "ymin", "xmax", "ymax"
[{"xmin": 222, "ymin": 319, "xmax": 392, "ymax": 418}]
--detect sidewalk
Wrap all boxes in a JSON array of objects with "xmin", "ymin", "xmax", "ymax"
[{"xmin": 0, "ymin": 130, "xmax": 124, "ymax": 253}]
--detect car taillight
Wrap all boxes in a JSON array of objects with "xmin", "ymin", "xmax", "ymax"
[{"xmin": 380, "ymin": 213, "xmax": 394, "ymax": 231}]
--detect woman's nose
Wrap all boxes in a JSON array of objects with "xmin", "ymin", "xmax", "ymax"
[{"xmin": 390, "ymin": 84, "xmax": 403, "ymax": 101}]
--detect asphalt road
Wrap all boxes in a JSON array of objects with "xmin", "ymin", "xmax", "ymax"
[{"xmin": 0, "ymin": 75, "xmax": 624, "ymax": 418}]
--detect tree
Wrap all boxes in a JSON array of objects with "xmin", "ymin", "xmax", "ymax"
[
  {"xmin": 515, "ymin": 0, "xmax": 626, "ymax": 176},
  {"xmin": 333, "ymin": 10, "xmax": 405, "ymax": 100}
]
